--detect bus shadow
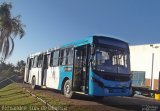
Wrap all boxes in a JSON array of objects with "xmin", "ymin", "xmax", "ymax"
[
  {"xmin": 72, "ymin": 94, "xmax": 148, "ymax": 111},
  {"xmin": 0, "ymin": 79, "xmax": 13, "ymax": 89},
  {"xmin": 36, "ymin": 88, "xmax": 143, "ymax": 110},
  {"xmin": 0, "ymin": 75, "xmax": 20, "ymax": 89},
  {"xmin": 38, "ymin": 88, "xmax": 62, "ymax": 94},
  {"xmin": 27, "ymin": 85, "xmax": 159, "ymax": 111}
]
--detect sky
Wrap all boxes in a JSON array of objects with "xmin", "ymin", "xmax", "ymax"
[{"xmin": 1, "ymin": 0, "xmax": 160, "ymax": 64}]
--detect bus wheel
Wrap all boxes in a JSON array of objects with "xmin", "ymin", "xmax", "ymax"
[
  {"xmin": 63, "ymin": 80, "xmax": 74, "ymax": 98},
  {"xmin": 31, "ymin": 77, "xmax": 37, "ymax": 89}
]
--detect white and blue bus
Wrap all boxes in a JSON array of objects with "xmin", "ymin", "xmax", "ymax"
[{"xmin": 24, "ymin": 35, "xmax": 132, "ymax": 98}]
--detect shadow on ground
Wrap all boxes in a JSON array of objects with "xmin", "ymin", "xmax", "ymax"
[{"xmin": 0, "ymin": 75, "xmax": 22, "ymax": 89}]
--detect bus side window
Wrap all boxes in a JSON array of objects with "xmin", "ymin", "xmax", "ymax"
[
  {"xmin": 67, "ymin": 48, "xmax": 73, "ymax": 65},
  {"xmin": 62, "ymin": 49, "xmax": 67, "ymax": 65},
  {"xmin": 26, "ymin": 57, "xmax": 29, "ymax": 67},
  {"xmin": 50, "ymin": 52, "xmax": 53, "ymax": 66},
  {"xmin": 43, "ymin": 54, "xmax": 48, "ymax": 69},
  {"xmin": 60, "ymin": 48, "xmax": 73, "ymax": 66},
  {"xmin": 53, "ymin": 50, "xmax": 59, "ymax": 66},
  {"xmin": 59, "ymin": 50, "xmax": 63, "ymax": 65},
  {"xmin": 33, "ymin": 56, "xmax": 38, "ymax": 68},
  {"xmin": 47, "ymin": 54, "xmax": 51, "ymax": 67},
  {"xmin": 38, "ymin": 55, "xmax": 43, "ymax": 67},
  {"xmin": 31, "ymin": 58, "xmax": 34, "ymax": 67},
  {"xmin": 26, "ymin": 57, "xmax": 32, "ymax": 69},
  {"xmin": 29, "ymin": 58, "xmax": 33, "ymax": 70},
  {"xmin": 59, "ymin": 49, "xmax": 66, "ymax": 66}
]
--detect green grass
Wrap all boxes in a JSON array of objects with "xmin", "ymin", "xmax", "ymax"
[
  {"xmin": 0, "ymin": 84, "xmax": 92, "ymax": 111},
  {"xmin": 0, "ymin": 84, "xmax": 43, "ymax": 106}
]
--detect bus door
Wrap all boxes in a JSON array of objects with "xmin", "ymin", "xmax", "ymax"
[
  {"xmin": 41, "ymin": 54, "xmax": 49, "ymax": 86},
  {"xmin": 24, "ymin": 57, "xmax": 32, "ymax": 83},
  {"xmin": 73, "ymin": 45, "xmax": 89, "ymax": 93}
]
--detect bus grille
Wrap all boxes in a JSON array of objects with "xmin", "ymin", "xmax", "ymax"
[{"xmin": 93, "ymin": 70, "xmax": 131, "ymax": 82}]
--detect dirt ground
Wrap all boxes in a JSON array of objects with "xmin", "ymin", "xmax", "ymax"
[{"xmin": 20, "ymin": 83, "xmax": 160, "ymax": 111}]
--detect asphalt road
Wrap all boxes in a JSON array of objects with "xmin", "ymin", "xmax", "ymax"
[
  {"xmin": 1, "ymin": 76, "xmax": 159, "ymax": 111},
  {"xmin": 21, "ymin": 83, "xmax": 160, "ymax": 111}
]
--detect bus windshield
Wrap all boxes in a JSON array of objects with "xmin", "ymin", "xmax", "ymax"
[{"xmin": 93, "ymin": 47, "xmax": 130, "ymax": 74}]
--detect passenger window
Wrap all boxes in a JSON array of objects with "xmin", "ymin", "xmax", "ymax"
[
  {"xmin": 50, "ymin": 52, "xmax": 53, "ymax": 66},
  {"xmin": 53, "ymin": 50, "xmax": 59, "ymax": 66},
  {"xmin": 47, "ymin": 54, "xmax": 51, "ymax": 66},
  {"xmin": 60, "ymin": 48, "xmax": 73, "ymax": 66},
  {"xmin": 67, "ymin": 48, "xmax": 73, "ymax": 65},
  {"xmin": 33, "ymin": 56, "xmax": 38, "ymax": 67},
  {"xmin": 62, "ymin": 49, "xmax": 67, "ymax": 65},
  {"xmin": 43, "ymin": 54, "xmax": 48, "ymax": 68},
  {"xmin": 37, "ymin": 54, "xmax": 43, "ymax": 67}
]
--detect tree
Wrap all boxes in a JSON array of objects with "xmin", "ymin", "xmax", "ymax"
[
  {"xmin": 17, "ymin": 60, "xmax": 26, "ymax": 69},
  {"xmin": 0, "ymin": 2, "xmax": 25, "ymax": 60},
  {"xmin": 16, "ymin": 60, "xmax": 26, "ymax": 75},
  {"xmin": 0, "ymin": 61, "xmax": 15, "ymax": 77}
]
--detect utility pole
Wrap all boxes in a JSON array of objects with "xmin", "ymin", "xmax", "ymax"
[
  {"xmin": 150, "ymin": 44, "xmax": 159, "ymax": 90},
  {"xmin": 151, "ymin": 52, "xmax": 154, "ymax": 90}
]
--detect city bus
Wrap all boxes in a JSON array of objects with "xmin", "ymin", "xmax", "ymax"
[{"xmin": 24, "ymin": 35, "xmax": 132, "ymax": 98}]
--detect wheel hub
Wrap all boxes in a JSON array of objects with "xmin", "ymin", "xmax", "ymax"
[{"xmin": 65, "ymin": 85, "xmax": 70, "ymax": 94}]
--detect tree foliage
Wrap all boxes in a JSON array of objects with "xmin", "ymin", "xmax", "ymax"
[
  {"xmin": 0, "ymin": 60, "xmax": 25, "ymax": 78},
  {"xmin": 0, "ymin": 2, "xmax": 25, "ymax": 60},
  {"xmin": 16, "ymin": 60, "xmax": 26, "ymax": 75},
  {"xmin": 0, "ymin": 60, "xmax": 15, "ymax": 78}
]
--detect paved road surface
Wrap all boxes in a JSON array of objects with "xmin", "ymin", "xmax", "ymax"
[
  {"xmin": 0, "ymin": 75, "xmax": 159, "ymax": 111},
  {"xmin": 21, "ymin": 83, "xmax": 160, "ymax": 111}
]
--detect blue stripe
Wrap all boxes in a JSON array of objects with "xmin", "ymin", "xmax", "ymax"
[{"xmin": 58, "ymin": 66, "xmax": 73, "ymax": 90}]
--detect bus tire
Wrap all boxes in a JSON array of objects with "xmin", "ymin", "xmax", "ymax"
[
  {"xmin": 63, "ymin": 80, "xmax": 74, "ymax": 98},
  {"xmin": 31, "ymin": 76, "xmax": 37, "ymax": 89}
]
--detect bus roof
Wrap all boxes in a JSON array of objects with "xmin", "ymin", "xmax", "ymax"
[
  {"xmin": 61, "ymin": 35, "xmax": 128, "ymax": 48},
  {"xmin": 61, "ymin": 36, "xmax": 93, "ymax": 48},
  {"xmin": 29, "ymin": 35, "xmax": 128, "ymax": 57}
]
